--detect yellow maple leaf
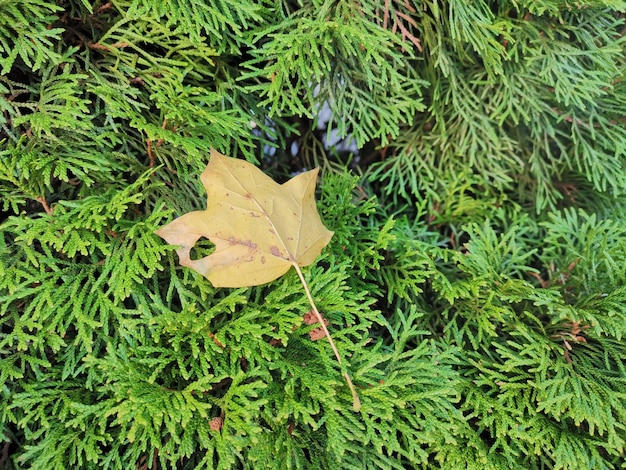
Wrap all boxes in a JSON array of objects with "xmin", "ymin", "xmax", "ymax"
[{"xmin": 155, "ymin": 148, "xmax": 333, "ymax": 288}]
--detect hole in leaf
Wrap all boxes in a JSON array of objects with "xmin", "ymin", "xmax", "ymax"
[{"xmin": 189, "ymin": 237, "xmax": 215, "ymax": 260}]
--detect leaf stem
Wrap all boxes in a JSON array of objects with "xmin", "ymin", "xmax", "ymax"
[{"xmin": 292, "ymin": 262, "xmax": 361, "ymax": 412}]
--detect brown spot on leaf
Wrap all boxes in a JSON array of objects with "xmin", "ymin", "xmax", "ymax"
[
  {"xmin": 242, "ymin": 240, "xmax": 257, "ymax": 249},
  {"xmin": 270, "ymin": 245, "xmax": 282, "ymax": 257},
  {"xmin": 227, "ymin": 238, "xmax": 257, "ymax": 249}
]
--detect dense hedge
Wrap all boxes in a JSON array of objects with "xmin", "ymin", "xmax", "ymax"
[{"xmin": 1, "ymin": 1, "xmax": 625, "ymax": 469}]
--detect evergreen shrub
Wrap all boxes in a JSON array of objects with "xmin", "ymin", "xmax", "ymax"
[{"xmin": 1, "ymin": 1, "xmax": 625, "ymax": 468}]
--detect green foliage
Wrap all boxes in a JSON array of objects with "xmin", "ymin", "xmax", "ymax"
[
  {"xmin": 242, "ymin": 1, "xmax": 428, "ymax": 147},
  {"xmin": 0, "ymin": 0, "xmax": 65, "ymax": 74},
  {"xmin": 1, "ymin": 0, "xmax": 626, "ymax": 469},
  {"xmin": 369, "ymin": 1, "xmax": 626, "ymax": 211}
]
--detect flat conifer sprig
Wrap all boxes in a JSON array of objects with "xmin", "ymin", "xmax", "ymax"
[{"xmin": 156, "ymin": 149, "xmax": 361, "ymax": 411}]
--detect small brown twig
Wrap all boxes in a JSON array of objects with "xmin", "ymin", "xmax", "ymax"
[
  {"xmin": 147, "ymin": 119, "xmax": 168, "ymax": 168},
  {"xmin": 36, "ymin": 196, "xmax": 53, "ymax": 216},
  {"xmin": 147, "ymin": 138, "xmax": 155, "ymax": 168},
  {"xmin": 91, "ymin": 2, "xmax": 113, "ymax": 16},
  {"xmin": 529, "ymin": 271, "xmax": 549, "ymax": 288}
]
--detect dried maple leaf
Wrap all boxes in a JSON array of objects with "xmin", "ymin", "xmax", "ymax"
[
  {"xmin": 155, "ymin": 148, "xmax": 334, "ymax": 288},
  {"xmin": 156, "ymin": 149, "xmax": 361, "ymax": 411}
]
